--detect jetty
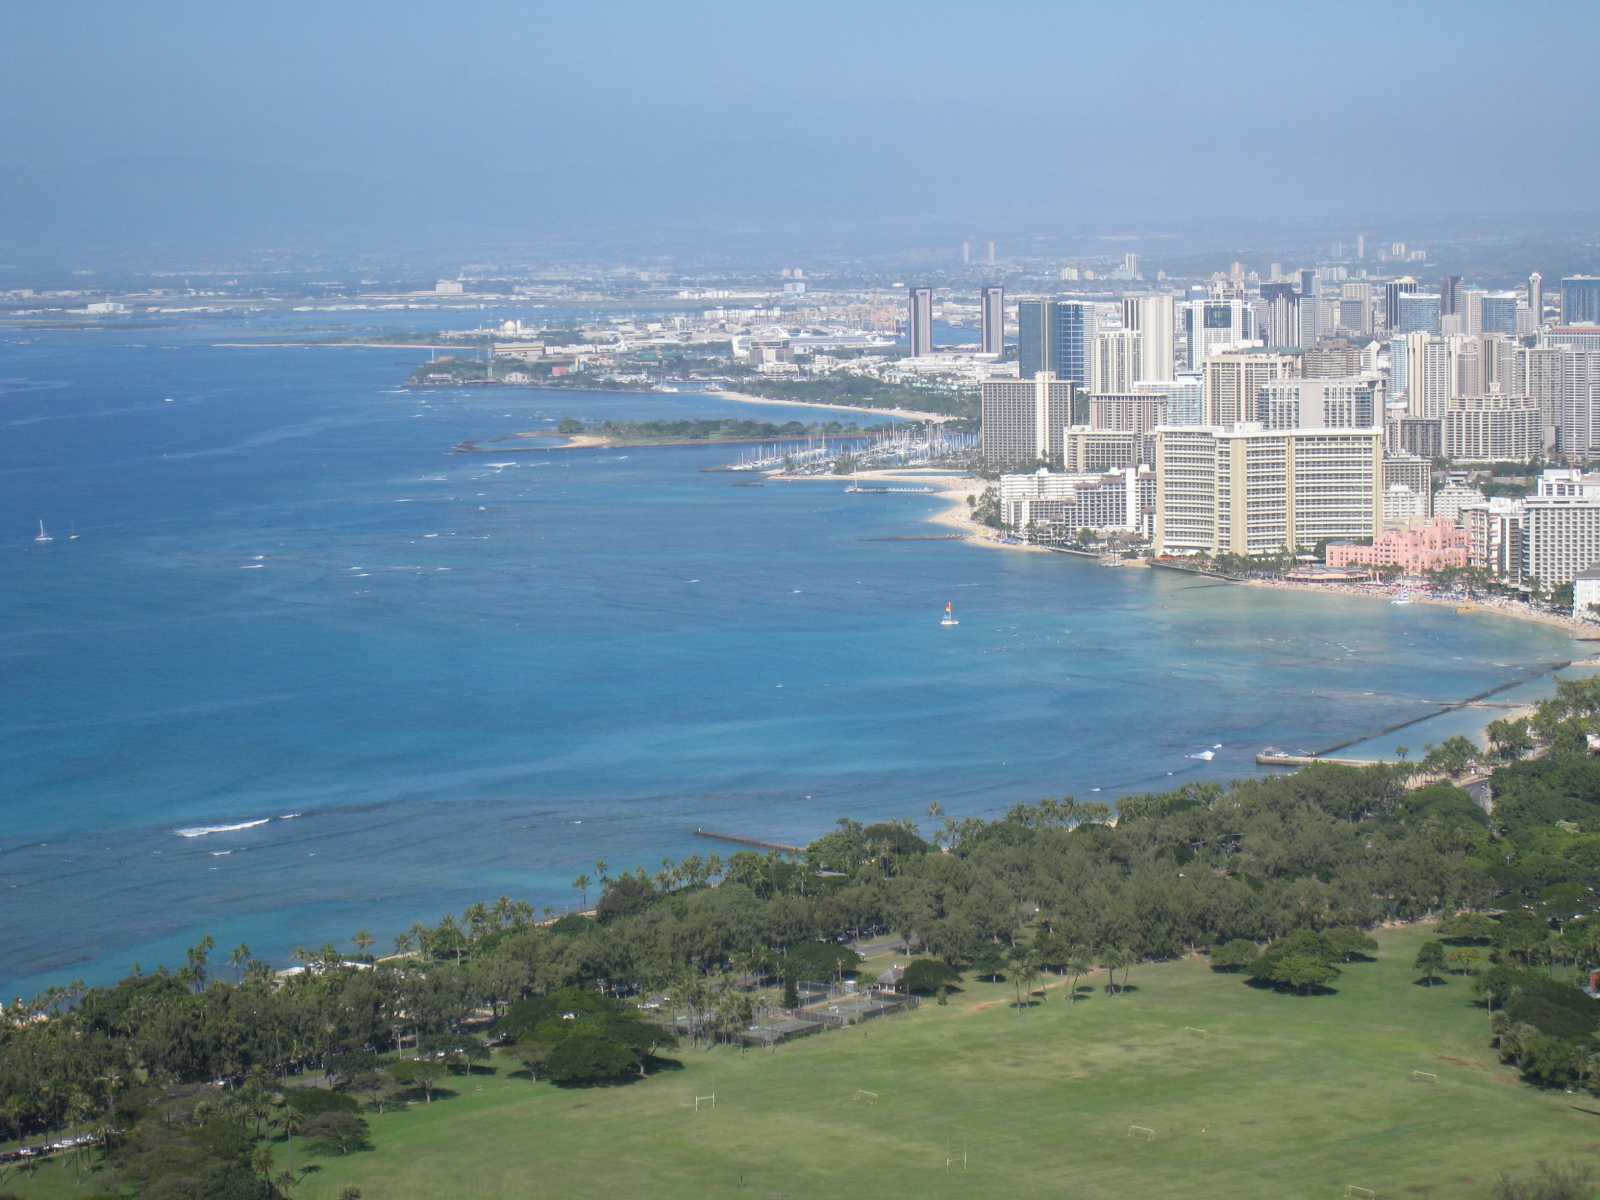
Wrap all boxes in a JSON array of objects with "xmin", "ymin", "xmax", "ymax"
[
  {"xmin": 1257, "ymin": 659, "xmax": 1570, "ymax": 767},
  {"xmin": 694, "ymin": 828, "xmax": 806, "ymax": 854}
]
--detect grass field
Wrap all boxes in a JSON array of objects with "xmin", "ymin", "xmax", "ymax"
[{"xmin": 11, "ymin": 925, "xmax": 1598, "ymax": 1200}]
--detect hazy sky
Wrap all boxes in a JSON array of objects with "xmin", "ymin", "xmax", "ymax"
[{"xmin": 2, "ymin": 0, "xmax": 1597, "ymax": 262}]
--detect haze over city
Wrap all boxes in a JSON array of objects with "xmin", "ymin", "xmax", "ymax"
[{"xmin": 3, "ymin": 0, "xmax": 1599, "ymax": 267}]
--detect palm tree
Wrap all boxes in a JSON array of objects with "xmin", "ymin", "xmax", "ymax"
[
  {"xmin": 1099, "ymin": 948, "xmax": 1133, "ymax": 996},
  {"xmin": 573, "ymin": 874, "xmax": 591, "ymax": 910},
  {"xmin": 228, "ymin": 943, "xmax": 253, "ymax": 982},
  {"xmin": 595, "ymin": 859, "xmax": 610, "ymax": 884},
  {"xmin": 1013, "ymin": 957, "xmax": 1041, "ymax": 1012},
  {"xmin": 436, "ymin": 915, "xmax": 464, "ymax": 964},
  {"xmin": 352, "ymin": 930, "xmax": 375, "ymax": 957},
  {"xmin": 275, "ymin": 1108, "xmax": 305, "ymax": 1176},
  {"xmin": 1063, "ymin": 953, "xmax": 1092, "ymax": 1005},
  {"xmin": 393, "ymin": 932, "xmax": 414, "ymax": 957}
]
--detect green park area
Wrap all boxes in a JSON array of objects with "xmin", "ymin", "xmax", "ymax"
[{"xmin": 14, "ymin": 924, "xmax": 1591, "ymax": 1200}]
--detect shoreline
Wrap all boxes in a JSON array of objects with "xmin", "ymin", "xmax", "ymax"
[
  {"xmin": 710, "ymin": 389, "xmax": 958, "ymax": 424},
  {"xmin": 1236, "ymin": 576, "xmax": 1600, "ymax": 641}
]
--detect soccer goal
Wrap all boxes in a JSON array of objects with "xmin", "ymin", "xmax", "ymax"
[
  {"xmin": 944, "ymin": 1132, "xmax": 968, "ymax": 1172},
  {"xmin": 1344, "ymin": 1187, "xmax": 1376, "ymax": 1200},
  {"xmin": 694, "ymin": 1092, "xmax": 715, "ymax": 1111},
  {"xmin": 854, "ymin": 1089, "xmax": 879, "ymax": 1105},
  {"xmin": 1412, "ymin": 1070, "xmax": 1438, "ymax": 1084},
  {"xmin": 1183, "ymin": 1026, "xmax": 1210, "ymax": 1039},
  {"xmin": 1127, "ymin": 1125, "xmax": 1156, "ymax": 1142}
]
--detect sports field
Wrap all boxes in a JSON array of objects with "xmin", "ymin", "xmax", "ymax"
[{"xmin": 16, "ymin": 926, "xmax": 1598, "ymax": 1199}]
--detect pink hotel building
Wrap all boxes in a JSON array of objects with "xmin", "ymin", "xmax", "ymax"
[{"xmin": 1325, "ymin": 517, "xmax": 1470, "ymax": 574}]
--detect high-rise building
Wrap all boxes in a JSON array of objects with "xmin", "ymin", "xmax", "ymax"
[
  {"xmin": 1442, "ymin": 396, "xmax": 1544, "ymax": 462},
  {"xmin": 907, "ymin": 287, "xmax": 935, "ymax": 358},
  {"xmin": 1563, "ymin": 277, "xmax": 1600, "ymax": 326},
  {"xmin": 1338, "ymin": 282, "xmax": 1373, "ymax": 335},
  {"xmin": 1560, "ymin": 350, "xmax": 1600, "ymax": 455},
  {"xmin": 1257, "ymin": 378, "xmax": 1378, "ymax": 430},
  {"xmin": 1184, "ymin": 300, "xmax": 1256, "ymax": 369},
  {"xmin": 1480, "ymin": 294, "xmax": 1519, "ymax": 335},
  {"xmin": 1201, "ymin": 347, "xmax": 1300, "ymax": 426},
  {"xmin": 1387, "ymin": 416, "xmax": 1443, "ymax": 460},
  {"xmin": 1061, "ymin": 429, "xmax": 1150, "ymax": 474},
  {"xmin": 1384, "ymin": 277, "xmax": 1420, "ymax": 330},
  {"xmin": 1089, "ymin": 395, "xmax": 1167, "ymax": 433},
  {"xmin": 1153, "ymin": 424, "xmax": 1383, "ymax": 556},
  {"xmin": 1383, "ymin": 452, "xmax": 1433, "ymax": 512},
  {"xmin": 1462, "ymin": 287, "xmax": 1486, "ymax": 335},
  {"xmin": 1017, "ymin": 300, "xmax": 1093, "ymax": 382},
  {"xmin": 1302, "ymin": 339, "xmax": 1365, "ymax": 378},
  {"xmin": 1461, "ymin": 499, "xmax": 1526, "ymax": 582},
  {"xmin": 1394, "ymin": 333, "xmax": 1452, "ymax": 419},
  {"xmin": 1395, "ymin": 293, "xmax": 1442, "ymax": 334},
  {"xmin": 1132, "ymin": 376, "xmax": 1203, "ymax": 426},
  {"xmin": 1091, "ymin": 329, "xmax": 1143, "ymax": 393},
  {"xmin": 1523, "ymin": 496, "xmax": 1600, "ymax": 587},
  {"xmin": 980, "ymin": 373, "xmax": 1080, "ymax": 464},
  {"xmin": 1529, "ymin": 272, "xmax": 1544, "ymax": 321},
  {"xmin": 979, "ymin": 286, "xmax": 1005, "ymax": 356},
  {"xmin": 1517, "ymin": 345, "xmax": 1565, "ymax": 436},
  {"xmin": 1122, "ymin": 294, "xmax": 1177, "ymax": 381},
  {"xmin": 1440, "ymin": 275, "xmax": 1463, "ymax": 318}
]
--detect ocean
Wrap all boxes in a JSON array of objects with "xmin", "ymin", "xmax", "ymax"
[{"xmin": 0, "ymin": 318, "xmax": 1581, "ymax": 995}]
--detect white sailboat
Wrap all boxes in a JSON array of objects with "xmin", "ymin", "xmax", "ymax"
[
  {"xmin": 68, "ymin": 521, "xmax": 78, "ymax": 540},
  {"xmin": 34, "ymin": 521, "xmax": 51, "ymax": 543},
  {"xmin": 941, "ymin": 602, "xmax": 959, "ymax": 626}
]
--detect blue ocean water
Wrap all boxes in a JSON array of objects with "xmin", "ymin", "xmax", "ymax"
[{"xmin": 0, "ymin": 322, "xmax": 1583, "ymax": 995}]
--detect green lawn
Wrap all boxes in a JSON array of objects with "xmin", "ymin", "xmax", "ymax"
[{"xmin": 15, "ymin": 926, "xmax": 1598, "ymax": 1200}]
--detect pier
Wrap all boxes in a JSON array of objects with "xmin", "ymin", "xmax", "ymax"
[
  {"xmin": 1256, "ymin": 660, "xmax": 1570, "ymax": 767},
  {"xmin": 694, "ymin": 828, "xmax": 806, "ymax": 854}
]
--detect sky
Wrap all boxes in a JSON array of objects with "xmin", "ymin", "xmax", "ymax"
[{"xmin": 1, "ymin": 0, "xmax": 1597, "ymax": 264}]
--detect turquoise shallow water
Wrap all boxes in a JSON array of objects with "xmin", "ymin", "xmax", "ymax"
[{"xmin": 0, "ymin": 325, "xmax": 1581, "ymax": 994}]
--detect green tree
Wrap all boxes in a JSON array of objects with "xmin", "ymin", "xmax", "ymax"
[
  {"xmin": 517, "ymin": 1040, "xmax": 553, "ymax": 1082},
  {"xmin": 301, "ymin": 1111, "xmax": 372, "ymax": 1155},
  {"xmin": 1209, "ymin": 940, "xmax": 1260, "ymax": 971},
  {"xmin": 1269, "ymin": 954, "xmax": 1341, "ymax": 995},
  {"xmin": 390, "ymin": 1057, "xmax": 447, "ymax": 1103},
  {"xmin": 899, "ymin": 959, "xmax": 960, "ymax": 995},
  {"xmin": 1414, "ymin": 940, "xmax": 1448, "ymax": 986}
]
